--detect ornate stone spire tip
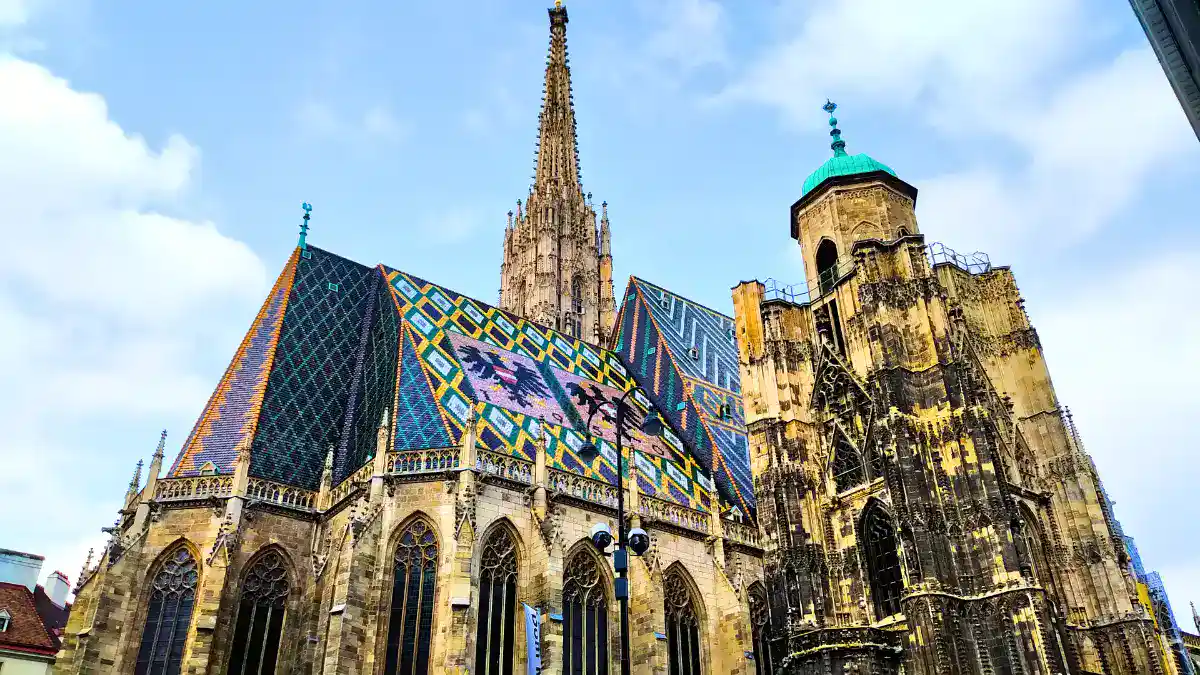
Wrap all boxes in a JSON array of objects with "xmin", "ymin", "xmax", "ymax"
[{"xmin": 153, "ymin": 429, "xmax": 167, "ymax": 459}]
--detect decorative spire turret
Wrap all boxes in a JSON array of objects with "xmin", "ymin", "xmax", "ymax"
[
  {"xmin": 534, "ymin": 1, "xmax": 581, "ymax": 190},
  {"xmin": 499, "ymin": 5, "xmax": 616, "ymax": 344},
  {"xmin": 823, "ymin": 100, "xmax": 847, "ymax": 157}
]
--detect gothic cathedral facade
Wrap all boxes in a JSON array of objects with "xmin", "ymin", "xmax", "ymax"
[{"xmin": 57, "ymin": 5, "xmax": 1180, "ymax": 675}]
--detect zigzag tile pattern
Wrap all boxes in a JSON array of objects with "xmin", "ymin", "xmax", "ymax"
[
  {"xmin": 614, "ymin": 278, "xmax": 756, "ymax": 517},
  {"xmin": 385, "ymin": 268, "xmax": 713, "ymax": 511},
  {"xmin": 170, "ymin": 249, "xmax": 298, "ymax": 477}
]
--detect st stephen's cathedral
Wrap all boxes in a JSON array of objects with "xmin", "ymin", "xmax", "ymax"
[{"xmin": 58, "ymin": 3, "xmax": 1187, "ymax": 675}]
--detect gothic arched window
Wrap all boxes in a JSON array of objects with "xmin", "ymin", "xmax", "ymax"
[
  {"xmin": 384, "ymin": 518, "xmax": 439, "ymax": 675},
  {"xmin": 475, "ymin": 527, "xmax": 518, "ymax": 675},
  {"xmin": 815, "ymin": 239, "xmax": 839, "ymax": 294},
  {"xmin": 664, "ymin": 566, "xmax": 702, "ymax": 675},
  {"xmin": 867, "ymin": 443, "xmax": 885, "ymax": 481},
  {"xmin": 571, "ymin": 274, "xmax": 584, "ymax": 316},
  {"xmin": 831, "ymin": 437, "xmax": 864, "ymax": 493},
  {"xmin": 748, "ymin": 583, "xmax": 773, "ymax": 675},
  {"xmin": 562, "ymin": 551, "xmax": 609, "ymax": 675},
  {"xmin": 135, "ymin": 545, "xmax": 198, "ymax": 675},
  {"xmin": 227, "ymin": 550, "xmax": 289, "ymax": 675},
  {"xmin": 862, "ymin": 505, "xmax": 903, "ymax": 619}
]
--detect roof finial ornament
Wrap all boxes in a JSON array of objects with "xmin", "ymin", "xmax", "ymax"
[
  {"xmin": 299, "ymin": 202, "xmax": 313, "ymax": 250},
  {"xmin": 555, "ymin": 0, "xmax": 562, "ymax": 7},
  {"xmin": 823, "ymin": 100, "xmax": 847, "ymax": 158}
]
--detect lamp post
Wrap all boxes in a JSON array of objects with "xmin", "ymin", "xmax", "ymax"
[{"xmin": 578, "ymin": 390, "xmax": 664, "ymax": 675}]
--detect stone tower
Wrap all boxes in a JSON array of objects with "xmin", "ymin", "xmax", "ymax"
[
  {"xmin": 732, "ymin": 103, "xmax": 1176, "ymax": 674},
  {"xmin": 499, "ymin": 2, "xmax": 617, "ymax": 345}
]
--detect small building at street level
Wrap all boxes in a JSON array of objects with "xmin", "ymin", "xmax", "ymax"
[{"xmin": 58, "ymin": 3, "xmax": 1187, "ymax": 674}]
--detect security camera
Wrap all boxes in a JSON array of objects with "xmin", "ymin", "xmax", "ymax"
[
  {"xmin": 590, "ymin": 522, "xmax": 613, "ymax": 551},
  {"xmin": 627, "ymin": 527, "xmax": 650, "ymax": 556}
]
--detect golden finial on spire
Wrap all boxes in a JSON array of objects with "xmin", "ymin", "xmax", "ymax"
[{"xmin": 555, "ymin": 0, "xmax": 562, "ymax": 7}]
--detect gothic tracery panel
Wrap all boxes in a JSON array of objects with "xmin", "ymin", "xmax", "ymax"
[
  {"xmin": 228, "ymin": 549, "xmax": 289, "ymax": 675},
  {"xmin": 135, "ymin": 545, "xmax": 198, "ymax": 675},
  {"xmin": 562, "ymin": 550, "xmax": 609, "ymax": 675},
  {"xmin": 476, "ymin": 526, "xmax": 519, "ymax": 675},
  {"xmin": 664, "ymin": 566, "xmax": 703, "ymax": 675},
  {"xmin": 385, "ymin": 517, "xmax": 439, "ymax": 675}
]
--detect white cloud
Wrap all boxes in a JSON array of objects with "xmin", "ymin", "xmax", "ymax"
[
  {"xmin": 720, "ymin": 0, "xmax": 1197, "ymax": 259},
  {"xmin": 1036, "ymin": 251, "xmax": 1200, "ymax": 609},
  {"xmin": 0, "ymin": 55, "xmax": 266, "ymax": 594},
  {"xmin": 645, "ymin": 0, "xmax": 727, "ymax": 72},
  {"xmin": 0, "ymin": 0, "xmax": 35, "ymax": 26},
  {"xmin": 296, "ymin": 100, "xmax": 407, "ymax": 145}
]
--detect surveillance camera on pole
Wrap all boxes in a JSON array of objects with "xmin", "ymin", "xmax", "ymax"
[
  {"xmin": 627, "ymin": 527, "xmax": 650, "ymax": 556},
  {"xmin": 590, "ymin": 522, "xmax": 613, "ymax": 552}
]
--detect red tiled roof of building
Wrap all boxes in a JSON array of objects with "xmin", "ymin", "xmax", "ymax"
[{"xmin": 0, "ymin": 581, "xmax": 57, "ymax": 656}]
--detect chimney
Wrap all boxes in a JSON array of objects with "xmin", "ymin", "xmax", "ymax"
[
  {"xmin": 45, "ymin": 570, "xmax": 70, "ymax": 607},
  {"xmin": 0, "ymin": 548, "xmax": 45, "ymax": 592}
]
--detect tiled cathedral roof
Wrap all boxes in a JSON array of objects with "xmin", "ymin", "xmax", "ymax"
[
  {"xmin": 612, "ymin": 277, "xmax": 755, "ymax": 518},
  {"xmin": 168, "ymin": 246, "xmax": 721, "ymax": 514}
]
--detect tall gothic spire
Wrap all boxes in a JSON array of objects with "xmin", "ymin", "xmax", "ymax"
[
  {"xmin": 533, "ymin": 3, "xmax": 582, "ymax": 191},
  {"xmin": 499, "ymin": 4, "xmax": 616, "ymax": 345}
]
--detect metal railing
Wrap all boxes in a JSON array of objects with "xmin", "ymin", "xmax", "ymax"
[{"xmin": 927, "ymin": 242, "xmax": 991, "ymax": 274}]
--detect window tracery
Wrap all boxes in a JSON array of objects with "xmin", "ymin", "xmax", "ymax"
[
  {"xmin": 227, "ymin": 550, "xmax": 289, "ymax": 675},
  {"xmin": 475, "ymin": 527, "xmax": 518, "ymax": 675},
  {"xmin": 385, "ymin": 518, "xmax": 439, "ymax": 675},
  {"xmin": 562, "ymin": 551, "xmax": 609, "ymax": 675},
  {"xmin": 863, "ymin": 505, "xmax": 903, "ymax": 619},
  {"xmin": 135, "ymin": 545, "xmax": 198, "ymax": 675},
  {"xmin": 749, "ymin": 583, "xmax": 773, "ymax": 675},
  {"xmin": 664, "ymin": 567, "xmax": 702, "ymax": 675}
]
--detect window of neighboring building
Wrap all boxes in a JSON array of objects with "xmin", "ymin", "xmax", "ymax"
[
  {"xmin": 562, "ymin": 550, "xmax": 609, "ymax": 675},
  {"xmin": 135, "ymin": 545, "xmax": 198, "ymax": 675},
  {"xmin": 475, "ymin": 527, "xmax": 518, "ymax": 675},
  {"xmin": 748, "ymin": 583, "xmax": 773, "ymax": 675},
  {"xmin": 0, "ymin": 609, "xmax": 10, "ymax": 632},
  {"xmin": 664, "ymin": 566, "xmax": 703, "ymax": 675},
  {"xmin": 384, "ymin": 517, "xmax": 439, "ymax": 675},
  {"xmin": 227, "ymin": 549, "xmax": 289, "ymax": 675},
  {"xmin": 862, "ymin": 505, "xmax": 903, "ymax": 619}
]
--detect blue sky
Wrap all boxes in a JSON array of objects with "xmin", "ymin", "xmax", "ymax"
[{"xmin": 1, "ymin": 0, "xmax": 1198, "ymax": 617}]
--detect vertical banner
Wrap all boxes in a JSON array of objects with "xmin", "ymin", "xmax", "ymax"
[{"xmin": 524, "ymin": 603, "xmax": 543, "ymax": 675}]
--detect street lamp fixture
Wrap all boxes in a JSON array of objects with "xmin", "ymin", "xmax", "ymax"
[{"xmin": 576, "ymin": 398, "xmax": 665, "ymax": 675}]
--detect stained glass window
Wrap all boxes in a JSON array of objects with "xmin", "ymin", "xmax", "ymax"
[
  {"xmin": 562, "ymin": 551, "xmax": 608, "ymax": 675},
  {"xmin": 227, "ymin": 550, "xmax": 289, "ymax": 675},
  {"xmin": 831, "ymin": 437, "xmax": 864, "ymax": 493},
  {"xmin": 475, "ymin": 527, "xmax": 518, "ymax": 675},
  {"xmin": 748, "ymin": 583, "xmax": 773, "ymax": 675},
  {"xmin": 664, "ymin": 567, "xmax": 702, "ymax": 675},
  {"xmin": 135, "ymin": 545, "xmax": 198, "ymax": 675},
  {"xmin": 863, "ymin": 505, "xmax": 903, "ymax": 619},
  {"xmin": 385, "ymin": 518, "xmax": 439, "ymax": 675}
]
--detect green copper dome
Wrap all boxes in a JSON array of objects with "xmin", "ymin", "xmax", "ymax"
[
  {"xmin": 801, "ymin": 100, "xmax": 896, "ymax": 197},
  {"xmin": 801, "ymin": 152, "xmax": 896, "ymax": 197}
]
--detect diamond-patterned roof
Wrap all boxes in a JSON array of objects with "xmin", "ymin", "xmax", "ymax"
[
  {"xmin": 612, "ymin": 277, "xmax": 755, "ymax": 518},
  {"xmin": 167, "ymin": 246, "xmax": 727, "ymax": 514}
]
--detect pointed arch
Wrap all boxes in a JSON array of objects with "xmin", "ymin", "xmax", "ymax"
[
  {"xmin": 663, "ymin": 563, "xmax": 704, "ymax": 675},
  {"xmin": 475, "ymin": 521, "xmax": 520, "ymax": 675},
  {"xmin": 384, "ymin": 513, "xmax": 440, "ymax": 675},
  {"xmin": 830, "ymin": 430, "xmax": 864, "ymax": 493},
  {"xmin": 859, "ymin": 501, "xmax": 903, "ymax": 620},
  {"xmin": 562, "ymin": 542, "xmax": 611, "ymax": 675},
  {"xmin": 135, "ymin": 540, "xmax": 200, "ymax": 675},
  {"xmin": 748, "ymin": 582, "xmax": 774, "ymax": 675},
  {"xmin": 1016, "ymin": 502, "xmax": 1055, "ymax": 595},
  {"xmin": 227, "ymin": 545, "xmax": 292, "ymax": 675},
  {"xmin": 815, "ymin": 238, "xmax": 839, "ymax": 294}
]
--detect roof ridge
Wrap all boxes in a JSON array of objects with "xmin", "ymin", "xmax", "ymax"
[{"xmin": 630, "ymin": 276, "xmax": 734, "ymax": 321}]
